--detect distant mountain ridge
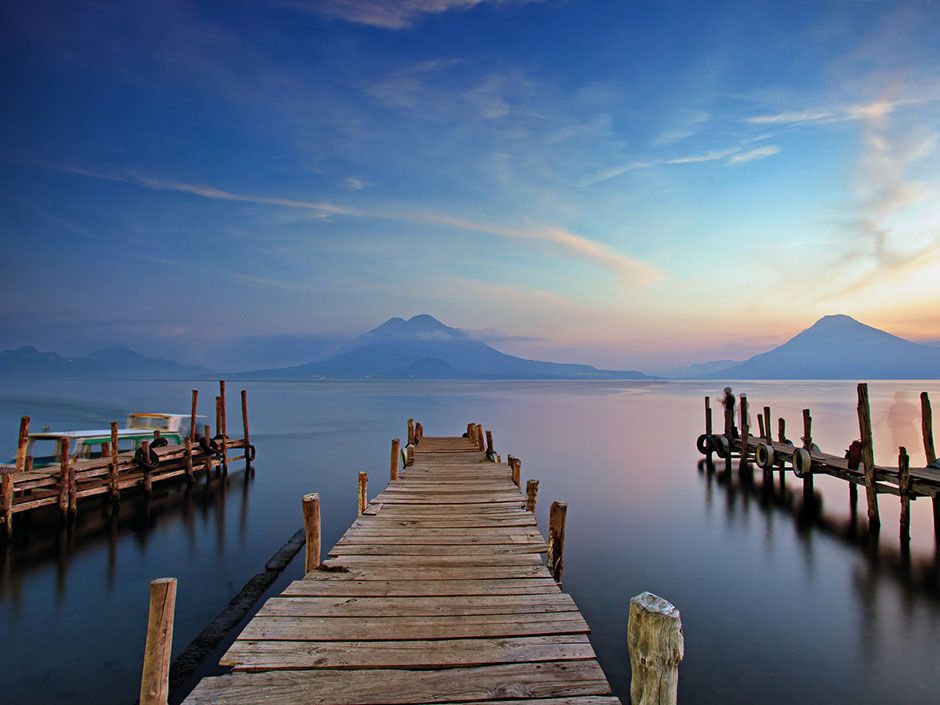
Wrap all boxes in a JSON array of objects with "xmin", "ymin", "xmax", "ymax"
[
  {"xmin": 708, "ymin": 315, "xmax": 940, "ymax": 380},
  {"xmin": 0, "ymin": 345, "xmax": 209, "ymax": 379},
  {"xmin": 236, "ymin": 314, "xmax": 648, "ymax": 380}
]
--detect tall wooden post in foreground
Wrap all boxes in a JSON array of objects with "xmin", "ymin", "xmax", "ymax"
[
  {"xmin": 510, "ymin": 457, "xmax": 522, "ymax": 488},
  {"xmin": 302, "ymin": 492, "xmax": 321, "ymax": 572},
  {"xmin": 189, "ymin": 389, "xmax": 198, "ymax": 442},
  {"xmin": 547, "ymin": 501, "xmax": 567, "ymax": 584},
  {"xmin": 923, "ymin": 392, "xmax": 936, "ymax": 464},
  {"xmin": 857, "ymin": 384, "xmax": 880, "ymax": 531},
  {"xmin": 390, "ymin": 438, "xmax": 400, "ymax": 481},
  {"xmin": 109, "ymin": 422, "xmax": 120, "ymax": 501},
  {"xmin": 139, "ymin": 577, "xmax": 177, "ymax": 705},
  {"xmin": 407, "ymin": 418, "xmax": 415, "ymax": 446},
  {"xmin": 704, "ymin": 397, "xmax": 712, "ymax": 436},
  {"xmin": 475, "ymin": 424, "xmax": 485, "ymax": 451},
  {"xmin": 358, "ymin": 472, "xmax": 368, "ymax": 516},
  {"xmin": 628, "ymin": 592, "xmax": 684, "ymax": 705},
  {"xmin": 526, "ymin": 480, "xmax": 539, "ymax": 513}
]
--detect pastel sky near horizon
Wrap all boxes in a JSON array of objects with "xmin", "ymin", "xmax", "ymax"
[{"xmin": 2, "ymin": 0, "xmax": 940, "ymax": 371}]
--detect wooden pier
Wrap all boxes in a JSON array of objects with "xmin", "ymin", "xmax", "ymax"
[
  {"xmin": 697, "ymin": 384, "xmax": 940, "ymax": 542},
  {"xmin": 1, "ymin": 382, "xmax": 253, "ymax": 537},
  {"xmin": 178, "ymin": 427, "xmax": 625, "ymax": 705}
]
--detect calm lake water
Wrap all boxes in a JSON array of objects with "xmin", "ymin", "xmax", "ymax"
[{"xmin": 1, "ymin": 380, "xmax": 938, "ymax": 704}]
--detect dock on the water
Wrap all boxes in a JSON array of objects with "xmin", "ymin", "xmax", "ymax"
[
  {"xmin": 147, "ymin": 423, "xmax": 681, "ymax": 705},
  {"xmin": 1, "ymin": 381, "xmax": 253, "ymax": 537},
  {"xmin": 697, "ymin": 383, "xmax": 940, "ymax": 542}
]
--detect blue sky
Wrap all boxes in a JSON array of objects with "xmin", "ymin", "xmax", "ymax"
[{"xmin": 2, "ymin": 0, "xmax": 939, "ymax": 370}]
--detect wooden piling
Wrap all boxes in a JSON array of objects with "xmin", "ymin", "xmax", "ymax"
[
  {"xmin": 407, "ymin": 418, "xmax": 415, "ymax": 446},
  {"xmin": 58, "ymin": 438, "xmax": 75, "ymax": 516},
  {"xmin": 358, "ymin": 471, "xmax": 368, "ymax": 516},
  {"xmin": 142, "ymin": 440, "xmax": 153, "ymax": 497},
  {"xmin": 856, "ymin": 383, "xmax": 880, "ymax": 530},
  {"xmin": 203, "ymin": 425, "xmax": 213, "ymax": 477},
  {"xmin": 762, "ymin": 406, "xmax": 771, "ymax": 442},
  {"xmin": 16, "ymin": 416, "xmax": 29, "ymax": 473},
  {"xmin": 757, "ymin": 413, "xmax": 764, "ymax": 440},
  {"xmin": 510, "ymin": 456, "xmax": 522, "ymax": 488},
  {"xmin": 485, "ymin": 430, "xmax": 494, "ymax": 455},
  {"xmin": 898, "ymin": 447, "xmax": 911, "ymax": 545},
  {"xmin": 219, "ymin": 381, "xmax": 228, "ymax": 470},
  {"xmin": 184, "ymin": 438, "xmax": 195, "ymax": 485},
  {"xmin": 302, "ymin": 492, "xmax": 321, "ymax": 572},
  {"xmin": 740, "ymin": 395, "xmax": 749, "ymax": 460},
  {"xmin": 704, "ymin": 397, "xmax": 712, "ymax": 436},
  {"xmin": 109, "ymin": 422, "xmax": 120, "ymax": 500},
  {"xmin": 390, "ymin": 438, "xmax": 401, "ymax": 481},
  {"xmin": 627, "ymin": 592, "xmax": 684, "ymax": 705},
  {"xmin": 923, "ymin": 392, "xmax": 936, "ymax": 464},
  {"xmin": 240, "ymin": 389, "xmax": 250, "ymax": 469},
  {"xmin": 475, "ymin": 424, "xmax": 485, "ymax": 451},
  {"xmin": 190, "ymin": 389, "xmax": 198, "ymax": 442},
  {"xmin": 139, "ymin": 577, "xmax": 177, "ymax": 705},
  {"xmin": 547, "ymin": 500, "xmax": 567, "ymax": 584},
  {"xmin": 777, "ymin": 418, "xmax": 786, "ymax": 444},
  {"xmin": 526, "ymin": 479, "xmax": 539, "ymax": 513},
  {"xmin": 1, "ymin": 472, "xmax": 11, "ymax": 537}
]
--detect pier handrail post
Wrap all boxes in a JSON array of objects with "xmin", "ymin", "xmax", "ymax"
[
  {"xmin": 241, "ymin": 389, "xmax": 251, "ymax": 469},
  {"xmin": 899, "ymin": 447, "xmax": 911, "ymax": 545},
  {"xmin": 526, "ymin": 479, "xmax": 539, "ymax": 512},
  {"xmin": 510, "ymin": 456, "xmax": 522, "ymax": 487},
  {"xmin": 801, "ymin": 409, "xmax": 813, "ymax": 449},
  {"xmin": 139, "ymin": 577, "xmax": 177, "ymax": 705},
  {"xmin": 203, "ymin": 425, "xmax": 213, "ymax": 477},
  {"xmin": 476, "ymin": 424, "xmax": 485, "ymax": 451},
  {"xmin": 922, "ymin": 392, "xmax": 936, "ymax": 464},
  {"xmin": 704, "ymin": 397, "xmax": 712, "ymax": 436},
  {"xmin": 777, "ymin": 418, "xmax": 786, "ymax": 444},
  {"xmin": 547, "ymin": 500, "xmax": 567, "ymax": 585},
  {"xmin": 628, "ymin": 592, "xmax": 684, "ymax": 705},
  {"xmin": 358, "ymin": 471, "xmax": 368, "ymax": 516},
  {"xmin": 763, "ymin": 406, "xmax": 771, "ymax": 442},
  {"xmin": 390, "ymin": 438, "xmax": 401, "ymax": 481},
  {"xmin": 219, "ymin": 381, "xmax": 228, "ymax": 471},
  {"xmin": 189, "ymin": 389, "xmax": 198, "ymax": 442},
  {"xmin": 16, "ymin": 415, "xmax": 29, "ymax": 472},
  {"xmin": 302, "ymin": 492, "xmax": 321, "ymax": 572},
  {"xmin": 485, "ymin": 430, "xmax": 494, "ymax": 455},
  {"xmin": 109, "ymin": 421, "xmax": 121, "ymax": 501},
  {"xmin": 856, "ymin": 383, "xmax": 881, "ymax": 531},
  {"xmin": 407, "ymin": 418, "xmax": 415, "ymax": 446}
]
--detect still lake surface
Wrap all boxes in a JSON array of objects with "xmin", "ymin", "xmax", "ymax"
[{"xmin": 1, "ymin": 379, "xmax": 938, "ymax": 704}]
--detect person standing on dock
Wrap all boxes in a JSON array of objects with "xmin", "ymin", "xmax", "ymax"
[{"xmin": 720, "ymin": 386, "xmax": 739, "ymax": 438}]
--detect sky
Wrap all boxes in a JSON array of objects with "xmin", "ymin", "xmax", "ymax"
[{"xmin": 2, "ymin": 0, "xmax": 940, "ymax": 372}]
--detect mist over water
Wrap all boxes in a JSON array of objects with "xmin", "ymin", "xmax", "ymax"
[{"xmin": 1, "ymin": 379, "xmax": 938, "ymax": 705}]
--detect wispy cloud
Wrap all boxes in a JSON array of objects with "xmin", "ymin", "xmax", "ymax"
[
  {"xmin": 746, "ymin": 97, "xmax": 933, "ymax": 126},
  {"xmin": 727, "ymin": 145, "xmax": 781, "ymax": 164},
  {"xmin": 43, "ymin": 162, "xmax": 658, "ymax": 284},
  {"xmin": 287, "ymin": 0, "xmax": 541, "ymax": 30},
  {"xmin": 342, "ymin": 177, "xmax": 368, "ymax": 191}
]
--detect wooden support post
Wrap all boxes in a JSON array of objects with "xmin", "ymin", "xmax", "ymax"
[
  {"xmin": 203, "ymin": 425, "xmax": 213, "ymax": 477},
  {"xmin": 390, "ymin": 438, "xmax": 401, "ymax": 481},
  {"xmin": 724, "ymin": 407, "xmax": 733, "ymax": 442},
  {"xmin": 215, "ymin": 396, "xmax": 222, "ymax": 439},
  {"xmin": 358, "ymin": 471, "xmax": 368, "ymax": 516},
  {"xmin": 16, "ymin": 415, "xmax": 29, "ymax": 472},
  {"xmin": 302, "ymin": 492, "xmax": 321, "ymax": 572},
  {"xmin": 466, "ymin": 423, "xmax": 474, "ymax": 440},
  {"xmin": 139, "ymin": 577, "xmax": 177, "ymax": 705},
  {"xmin": 777, "ymin": 418, "xmax": 786, "ymax": 444},
  {"xmin": 406, "ymin": 444, "xmax": 415, "ymax": 467},
  {"xmin": 184, "ymin": 438, "xmax": 195, "ymax": 486},
  {"xmin": 802, "ymin": 409, "xmax": 813, "ymax": 449},
  {"xmin": 219, "ymin": 381, "xmax": 228, "ymax": 470},
  {"xmin": 627, "ymin": 592, "xmax": 684, "ymax": 705},
  {"xmin": 740, "ymin": 395, "xmax": 749, "ymax": 460},
  {"xmin": 476, "ymin": 424, "xmax": 485, "ymax": 451},
  {"xmin": 141, "ymin": 440, "xmax": 153, "ymax": 498},
  {"xmin": 407, "ymin": 418, "xmax": 415, "ymax": 446},
  {"xmin": 547, "ymin": 501, "xmax": 567, "ymax": 584},
  {"xmin": 526, "ymin": 479, "xmax": 539, "ymax": 512},
  {"xmin": 189, "ymin": 389, "xmax": 198, "ymax": 442},
  {"xmin": 898, "ymin": 447, "xmax": 911, "ymax": 545},
  {"xmin": 241, "ymin": 389, "xmax": 251, "ymax": 469},
  {"xmin": 485, "ymin": 430, "xmax": 494, "ymax": 455},
  {"xmin": 109, "ymin": 421, "xmax": 120, "ymax": 500},
  {"xmin": 1, "ymin": 472, "xmax": 11, "ymax": 537},
  {"xmin": 762, "ymin": 406, "xmax": 771, "ymax": 442},
  {"xmin": 857, "ymin": 383, "xmax": 880, "ymax": 531},
  {"xmin": 510, "ymin": 457, "xmax": 522, "ymax": 488},
  {"xmin": 58, "ymin": 437, "xmax": 73, "ymax": 516},
  {"xmin": 704, "ymin": 397, "xmax": 712, "ymax": 436},
  {"xmin": 757, "ymin": 414, "xmax": 764, "ymax": 440},
  {"xmin": 922, "ymin": 392, "xmax": 936, "ymax": 464}
]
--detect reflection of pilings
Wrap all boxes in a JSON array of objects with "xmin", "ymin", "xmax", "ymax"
[
  {"xmin": 0, "ymin": 468, "xmax": 249, "ymax": 600},
  {"xmin": 697, "ymin": 458, "xmax": 939, "ymax": 599}
]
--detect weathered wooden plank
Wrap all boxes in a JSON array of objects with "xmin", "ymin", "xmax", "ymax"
[
  {"xmin": 221, "ymin": 635, "xmax": 595, "ymax": 670},
  {"xmin": 184, "ymin": 661, "xmax": 612, "ymax": 705},
  {"xmin": 327, "ymin": 543, "xmax": 547, "ymax": 557},
  {"xmin": 282, "ymin": 578, "xmax": 562, "ymax": 597},
  {"xmin": 257, "ymin": 593, "xmax": 579, "ymax": 618}
]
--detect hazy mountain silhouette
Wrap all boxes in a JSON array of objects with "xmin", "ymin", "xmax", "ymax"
[
  {"xmin": 0, "ymin": 345, "xmax": 209, "ymax": 379},
  {"xmin": 709, "ymin": 315, "xmax": 940, "ymax": 379},
  {"xmin": 237, "ymin": 314, "xmax": 648, "ymax": 380}
]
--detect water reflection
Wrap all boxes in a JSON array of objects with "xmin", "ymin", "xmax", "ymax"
[
  {"xmin": 0, "ymin": 467, "xmax": 253, "ymax": 607},
  {"xmin": 697, "ymin": 457, "xmax": 940, "ymax": 596}
]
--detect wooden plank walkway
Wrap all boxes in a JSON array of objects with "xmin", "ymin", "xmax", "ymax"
[{"xmin": 182, "ymin": 433, "xmax": 620, "ymax": 705}]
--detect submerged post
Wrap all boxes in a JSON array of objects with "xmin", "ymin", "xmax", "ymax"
[
  {"xmin": 922, "ymin": 392, "xmax": 936, "ymax": 464},
  {"xmin": 358, "ymin": 471, "xmax": 368, "ymax": 516},
  {"xmin": 241, "ymin": 389, "xmax": 251, "ymax": 469},
  {"xmin": 547, "ymin": 500, "xmax": 567, "ymax": 584},
  {"xmin": 189, "ymin": 389, "xmax": 198, "ymax": 442},
  {"xmin": 390, "ymin": 438, "xmax": 401, "ymax": 481},
  {"xmin": 526, "ymin": 479, "xmax": 539, "ymax": 513},
  {"xmin": 302, "ymin": 492, "xmax": 321, "ymax": 572},
  {"xmin": 628, "ymin": 592, "xmax": 684, "ymax": 705},
  {"xmin": 857, "ymin": 383, "xmax": 880, "ymax": 531},
  {"xmin": 139, "ymin": 577, "xmax": 177, "ymax": 705},
  {"xmin": 899, "ymin": 447, "xmax": 911, "ymax": 545}
]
